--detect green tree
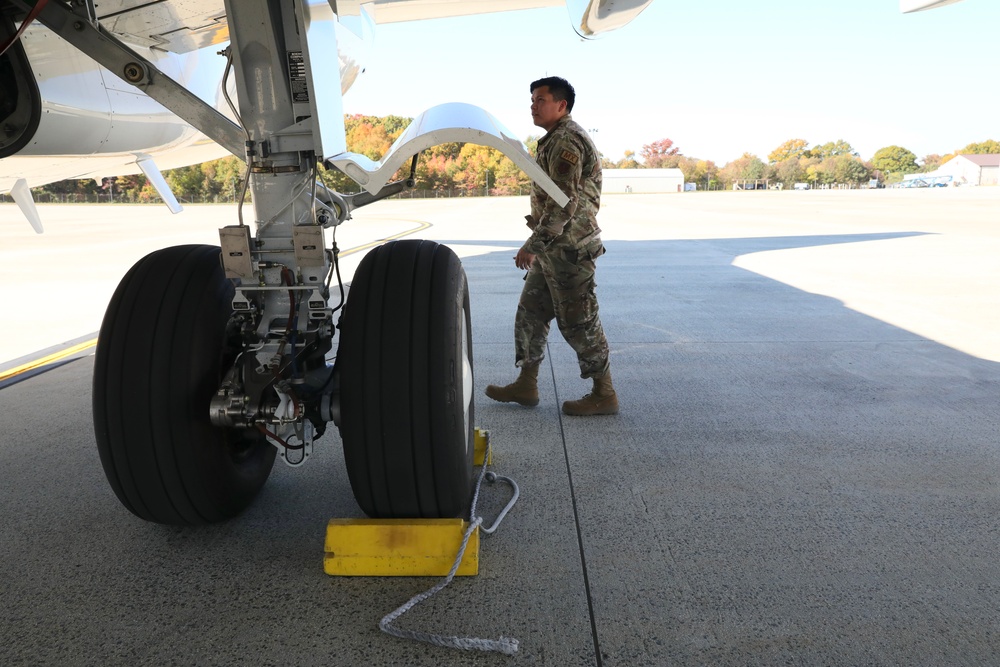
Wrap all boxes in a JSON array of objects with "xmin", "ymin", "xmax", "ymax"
[
  {"xmin": 810, "ymin": 140, "xmax": 856, "ymax": 159},
  {"xmin": 209, "ymin": 156, "xmax": 248, "ymax": 201},
  {"xmin": 871, "ymin": 145, "xmax": 919, "ymax": 176},
  {"xmin": 524, "ymin": 135, "xmax": 540, "ymax": 158},
  {"xmin": 830, "ymin": 154, "xmax": 870, "ymax": 184},
  {"xmin": 773, "ymin": 157, "xmax": 810, "ymax": 187},
  {"xmin": 958, "ymin": 139, "xmax": 1000, "ymax": 154},
  {"xmin": 166, "ymin": 164, "xmax": 207, "ymax": 198},
  {"xmin": 38, "ymin": 176, "xmax": 100, "ymax": 200},
  {"xmin": 804, "ymin": 155, "xmax": 869, "ymax": 187},
  {"xmin": 768, "ymin": 139, "xmax": 809, "ymax": 164}
]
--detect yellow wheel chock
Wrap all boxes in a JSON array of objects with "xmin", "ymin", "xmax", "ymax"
[{"xmin": 324, "ymin": 429, "xmax": 494, "ymax": 577}]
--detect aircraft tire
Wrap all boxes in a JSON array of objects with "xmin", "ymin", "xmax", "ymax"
[
  {"xmin": 338, "ymin": 239, "xmax": 474, "ymax": 518},
  {"xmin": 93, "ymin": 245, "xmax": 275, "ymax": 525}
]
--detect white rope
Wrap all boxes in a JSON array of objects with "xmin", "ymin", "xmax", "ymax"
[
  {"xmin": 480, "ymin": 472, "xmax": 519, "ymax": 535},
  {"xmin": 378, "ymin": 440, "xmax": 520, "ymax": 655}
]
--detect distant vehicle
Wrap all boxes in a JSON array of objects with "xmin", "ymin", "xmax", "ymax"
[
  {"xmin": 793, "ymin": 183, "xmax": 810, "ymax": 190},
  {"xmin": 899, "ymin": 174, "xmax": 953, "ymax": 188}
]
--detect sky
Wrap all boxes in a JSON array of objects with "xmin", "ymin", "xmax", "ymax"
[{"xmin": 342, "ymin": 0, "xmax": 999, "ymax": 165}]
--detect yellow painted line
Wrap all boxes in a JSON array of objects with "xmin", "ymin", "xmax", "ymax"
[
  {"xmin": 2, "ymin": 219, "xmax": 431, "ymax": 384},
  {"xmin": 338, "ymin": 219, "xmax": 432, "ymax": 257},
  {"xmin": 0, "ymin": 338, "xmax": 97, "ymax": 383}
]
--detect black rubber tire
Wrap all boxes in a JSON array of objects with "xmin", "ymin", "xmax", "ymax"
[
  {"xmin": 339, "ymin": 239, "xmax": 475, "ymax": 518},
  {"xmin": 93, "ymin": 245, "xmax": 275, "ymax": 525}
]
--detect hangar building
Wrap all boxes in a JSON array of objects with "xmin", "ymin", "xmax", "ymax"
[
  {"xmin": 925, "ymin": 154, "xmax": 1000, "ymax": 186},
  {"xmin": 603, "ymin": 168, "xmax": 685, "ymax": 193}
]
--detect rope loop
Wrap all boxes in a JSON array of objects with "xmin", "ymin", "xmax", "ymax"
[{"xmin": 378, "ymin": 438, "xmax": 520, "ymax": 654}]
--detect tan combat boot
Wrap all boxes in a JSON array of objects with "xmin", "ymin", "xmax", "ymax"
[
  {"xmin": 485, "ymin": 363, "xmax": 540, "ymax": 407},
  {"xmin": 562, "ymin": 372, "xmax": 619, "ymax": 416}
]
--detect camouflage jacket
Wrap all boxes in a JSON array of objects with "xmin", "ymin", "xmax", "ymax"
[{"xmin": 524, "ymin": 114, "xmax": 603, "ymax": 256}]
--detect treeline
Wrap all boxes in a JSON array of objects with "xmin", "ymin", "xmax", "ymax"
[
  {"xmin": 619, "ymin": 137, "xmax": 1000, "ymax": 189},
  {"xmin": 35, "ymin": 114, "xmax": 537, "ymax": 203},
  {"xmin": 29, "ymin": 115, "xmax": 1000, "ymax": 201}
]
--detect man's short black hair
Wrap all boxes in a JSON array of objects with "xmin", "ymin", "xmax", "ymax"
[{"xmin": 530, "ymin": 76, "xmax": 575, "ymax": 113}]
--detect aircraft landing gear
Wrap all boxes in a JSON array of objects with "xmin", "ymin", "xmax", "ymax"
[{"xmin": 88, "ymin": 0, "xmax": 481, "ymax": 525}]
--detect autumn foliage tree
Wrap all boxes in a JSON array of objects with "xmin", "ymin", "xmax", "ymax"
[
  {"xmin": 959, "ymin": 139, "xmax": 1000, "ymax": 155},
  {"xmin": 314, "ymin": 114, "xmax": 532, "ymax": 195},
  {"xmin": 936, "ymin": 139, "xmax": 1000, "ymax": 170},
  {"xmin": 616, "ymin": 150, "xmax": 641, "ymax": 169},
  {"xmin": 765, "ymin": 139, "xmax": 870, "ymax": 188},
  {"xmin": 27, "ymin": 110, "xmax": 998, "ymax": 200},
  {"xmin": 640, "ymin": 138, "xmax": 680, "ymax": 168},
  {"xmin": 717, "ymin": 153, "xmax": 766, "ymax": 187},
  {"xmin": 768, "ymin": 139, "xmax": 809, "ymax": 164}
]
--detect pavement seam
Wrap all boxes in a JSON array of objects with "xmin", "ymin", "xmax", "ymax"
[{"xmin": 549, "ymin": 349, "xmax": 604, "ymax": 666}]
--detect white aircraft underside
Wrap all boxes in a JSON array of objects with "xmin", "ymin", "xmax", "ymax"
[{"xmin": 0, "ymin": 0, "xmax": 655, "ymax": 200}]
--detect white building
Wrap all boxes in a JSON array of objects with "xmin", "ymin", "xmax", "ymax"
[
  {"xmin": 603, "ymin": 168, "xmax": 685, "ymax": 193},
  {"xmin": 921, "ymin": 154, "xmax": 1000, "ymax": 186}
]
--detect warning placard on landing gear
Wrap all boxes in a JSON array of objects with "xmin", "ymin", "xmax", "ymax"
[{"xmin": 287, "ymin": 51, "xmax": 310, "ymax": 103}]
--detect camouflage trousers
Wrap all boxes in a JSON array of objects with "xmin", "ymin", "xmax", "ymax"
[{"xmin": 514, "ymin": 244, "xmax": 610, "ymax": 379}]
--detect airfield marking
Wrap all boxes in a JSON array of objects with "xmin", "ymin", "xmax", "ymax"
[
  {"xmin": 336, "ymin": 218, "xmax": 432, "ymax": 255},
  {"xmin": 0, "ymin": 338, "xmax": 98, "ymax": 384}
]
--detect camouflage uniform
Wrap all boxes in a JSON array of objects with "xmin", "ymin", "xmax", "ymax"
[{"xmin": 515, "ymin": 114, "xmax": 610, "ymax": 379}]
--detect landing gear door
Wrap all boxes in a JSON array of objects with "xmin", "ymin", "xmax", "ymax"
[{"xmin": 325, "ymin": 101, "xmax": 570, "ymax": 208}]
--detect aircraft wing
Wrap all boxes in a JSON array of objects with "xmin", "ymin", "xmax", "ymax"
[
  {"xmin": 899, "ymin": 0, "xmax": 965, "ymax": 12},
  {"xmin": 88, "ymin": 1, "xmax": 561, "ymax": 53},
  {"xmin": 78, "ymin": 0, "xmax": 650, "ymax": 54},
  {"xmin": 335, "ymin": 0, "xmax": 562, "ymax": 24}
]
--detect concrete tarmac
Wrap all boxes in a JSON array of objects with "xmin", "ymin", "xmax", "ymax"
[{"xmin": 2, "ymin": 189, "xmax": 1000, "ymax": 666}]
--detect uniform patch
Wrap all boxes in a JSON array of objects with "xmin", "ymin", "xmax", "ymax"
[{"xmin": 556, "ymin": 149, "xmax": 580, "ymax": 178}]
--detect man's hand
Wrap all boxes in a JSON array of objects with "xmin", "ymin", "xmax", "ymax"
[{"xmin": 515, "ymin": 248, "xmax": 536, "ymax": 270}]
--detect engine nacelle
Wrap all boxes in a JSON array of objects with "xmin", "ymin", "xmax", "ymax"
[
  {"xmin": 0, "ymin": 15, "xmax": 41, "ymax": 159},
  {"xmin": 566, "ymin": 0, "xmax": 654, "ymax": 38}
]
